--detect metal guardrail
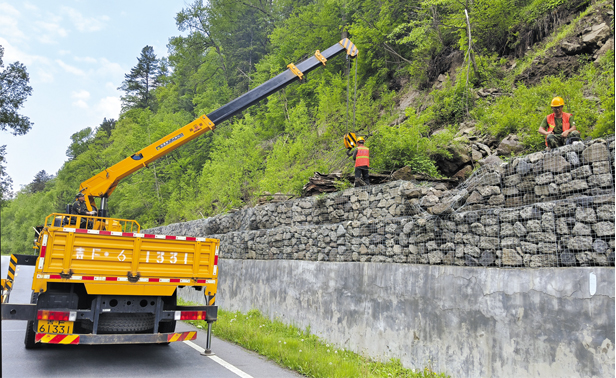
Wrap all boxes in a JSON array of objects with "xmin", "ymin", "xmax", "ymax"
[{"xmin": 44, "ymin": 213, "xmax": 140, "ymax": 233}]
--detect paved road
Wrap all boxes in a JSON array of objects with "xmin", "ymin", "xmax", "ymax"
[{"xmin": 1, "ymin": 255, "xmax": 302, "ymax": 378}]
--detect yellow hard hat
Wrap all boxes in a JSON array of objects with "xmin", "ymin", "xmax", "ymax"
[
  {"xmin": 550, "ymin": 97, "xmax": 565, "ymax": 107},
  {"xmin": 357, "ymin": 136, "xmax": 365, "ymax": 143}
]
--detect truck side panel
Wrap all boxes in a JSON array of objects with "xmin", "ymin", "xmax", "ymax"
[{"xmin": 33, "ymin": 229, "xmax": 219, "ymax": 296}]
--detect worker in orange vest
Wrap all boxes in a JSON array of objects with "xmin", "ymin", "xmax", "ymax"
[
  {"xmin": 349, "ymin": 137, "xmax": 370, "ymax": 186},
  {"xmin": 538, "ymin": 96, "xmax": 581, "ymax": 149}
]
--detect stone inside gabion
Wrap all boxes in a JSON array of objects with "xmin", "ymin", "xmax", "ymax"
[{"xmin": 147, "ymin": 137, "xmax": 615, "ymax": 268}]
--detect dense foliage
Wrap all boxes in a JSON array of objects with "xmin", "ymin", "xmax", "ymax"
[
  {"xmin": 2, "ymin": 0, "xmax": 613, "ymax": 254},
  {"xmin": 1, "ymin": 45, "xmax": 34, "ymax": 207}
]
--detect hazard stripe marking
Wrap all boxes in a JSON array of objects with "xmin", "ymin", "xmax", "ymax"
[
  {"xmin": 183, "ymin": 340, "xmax": 255, "ymax": 378},
  {"xmin": 167, "ymin": 331, "xmax": 197, "ymax": 343},
  {"xmin": 36, "ymin": 334, "xmax": 80, "ymax": 344},
  {"xmin": 9, "ymin": 256, "xmax": 17, "ymax": 282},
  {"xmin": 58, "ymin": 229, "xmax": 201, "ymax": 243},
  {"xmin": 51, "ymin": 276, "xmax": 190, "ymax": 282}
]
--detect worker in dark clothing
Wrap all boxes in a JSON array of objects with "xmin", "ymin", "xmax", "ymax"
[
  {"xmin": 347, "ymin": 137, "xmax": 370, "ymax": 187},
  {"xmin": 72, "ymin": 193, "xmax": 96, "ymax": 228}
]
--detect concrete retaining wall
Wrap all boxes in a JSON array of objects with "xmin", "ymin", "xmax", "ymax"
[{"xmin": 180, "ymin": 261, "xmax": 615, "ymax": 378}]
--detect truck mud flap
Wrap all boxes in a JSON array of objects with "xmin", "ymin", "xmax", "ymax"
[{"xmin": 35, "ymin": 331, "xmax": 197, "ymax": 345}]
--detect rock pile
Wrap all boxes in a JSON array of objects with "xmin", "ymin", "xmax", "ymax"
[{"xmin": 147, "ymin": 136, "xmax": 615, "ymax": 268}]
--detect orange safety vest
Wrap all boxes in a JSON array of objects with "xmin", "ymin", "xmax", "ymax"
[
  {"xmin": 355, "ymin": 146, "xmax": 369, "ymax": 167},
  {"xmin": 545, "ymin": 112, "xmax": 571, "ymax": 146}
]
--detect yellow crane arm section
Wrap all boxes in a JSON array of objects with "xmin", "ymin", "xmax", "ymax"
[
  {"xmin": 79, "ymin": 115, "xmax": 215, "ymax": 205},
  {"xmin": 78, "ymin": 38, "xmax": 359, "ymax": 212}
]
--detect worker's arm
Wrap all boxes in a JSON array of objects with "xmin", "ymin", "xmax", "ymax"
[
  {"xmin": 538, "ymin": 117, "xmax": 552, "ymax": 136},
  {"xmin": 88, "ymin": 199, "xmax": 98, "ymax": 215},
  {"xmin": 562, "ymin": 115, "xmax": 577, "ymax": 137}
]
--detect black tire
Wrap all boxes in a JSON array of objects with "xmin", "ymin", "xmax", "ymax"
[
  {"xmin": 82, "ymin": 313, "xmax": 155, "ymax": 334},
  {"xmin": 24, "ymin": 292, "xmax": 40, "ymax": 349}
]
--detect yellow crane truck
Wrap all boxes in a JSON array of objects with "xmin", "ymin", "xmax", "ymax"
[{"xmin": 1, "ymin": 39, "xmax": 358, "ymax": 352}]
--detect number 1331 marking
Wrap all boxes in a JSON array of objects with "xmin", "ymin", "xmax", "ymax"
[{"xmin": 145, "ymin": 252, "xmax": 189, "ymax": 264}]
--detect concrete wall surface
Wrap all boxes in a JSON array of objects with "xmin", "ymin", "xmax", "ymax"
[{"xmin": 180, "ymin": 260, "xmax": 615, "ymax": 378}]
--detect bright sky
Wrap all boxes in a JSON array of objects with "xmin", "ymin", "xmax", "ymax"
[{"xmin": 1, "ymin": 1, "xmax": 188, "ymax": 191}]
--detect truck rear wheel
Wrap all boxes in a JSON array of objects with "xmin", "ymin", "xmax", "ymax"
[
  {"xmin": 83, "ymin": 313, "xmax": 155, "ymax": 334},
  {"xmin": 24, "ymin": 292, "xmax": 40, "ymax": 349}
]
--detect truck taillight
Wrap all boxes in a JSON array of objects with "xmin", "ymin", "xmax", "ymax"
[
  {"xmin": 175, "ymin": 311, "xmax": 206, "ymax": 320},
  {"xmin": 37, "ymin": 310, "xmax": 77, "ymax": 321}
]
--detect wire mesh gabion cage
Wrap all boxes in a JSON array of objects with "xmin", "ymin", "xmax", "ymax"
[{"xmin": 149, "ymin": 136, "xmax": 615, "ymax": 268}]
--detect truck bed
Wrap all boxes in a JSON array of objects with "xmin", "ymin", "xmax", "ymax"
[{"xmin": 33, "ymin": 214, "xmax": 219, "ymax": 297}]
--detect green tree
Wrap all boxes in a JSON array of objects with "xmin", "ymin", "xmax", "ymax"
[
  {"xmin": 119, "ymin": 46, "xmax": 162, "ymax": 110},
  {"xmin": 99, "ymin": 117, "xmax": 116, "ymax": 137},
  {"xmin": 66, "ymin": 127, "xmax": 94, "ymax": 160},
  {"xmin": 25, "ymin": 170, "xmax": 53, "ymax": 194},
  {"xmin": 0, "ymin": 145, "xmax": 12, "ymax": 207},
  {"xmin": 0, "ymin": 45, "xmax": 33, "ymax": 135},
  {"xmin": 175, "ymin": 0, "xmax": 275, "ymax": 93},
  {"xmin": 0, "ymin": 45, "xmax": 34, "ymax": 207}
]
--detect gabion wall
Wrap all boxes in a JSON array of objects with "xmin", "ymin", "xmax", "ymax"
[{"xmin": 148, "ymin": 137, "xmax": 615, "ymax": 268}]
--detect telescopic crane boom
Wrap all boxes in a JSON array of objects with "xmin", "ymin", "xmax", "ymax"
[{"xmin": 79, "ymin": 39, "xmax": 358, "ymax": 216}]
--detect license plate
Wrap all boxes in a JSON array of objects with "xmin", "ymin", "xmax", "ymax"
[{"xmin": 37, "ymin": 320, "xmax": 74, "ymax": 334}]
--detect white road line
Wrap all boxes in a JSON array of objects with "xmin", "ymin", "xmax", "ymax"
[{"xmin": 183, "ymin": 340, "xmax": 255, "ymax": 378}]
